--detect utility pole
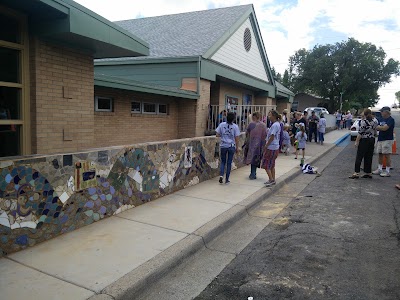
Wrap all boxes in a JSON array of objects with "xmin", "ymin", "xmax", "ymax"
[{"xmin": 340, "ymin": 92, "xmax": 343, "ymax": 111}]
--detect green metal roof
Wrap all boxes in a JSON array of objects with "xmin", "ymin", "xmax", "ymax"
[
  {"xmin": 3, "ymin": 0, "xmax": 149, "ymax": 58},
  {"xmin": 94, "ymin": 74, "xmax": 199, "ymax": 99}
]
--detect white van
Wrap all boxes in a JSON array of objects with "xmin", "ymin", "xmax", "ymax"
[{"xmin": 304, "ymin": 107, "xmax": 329, "ymax": 116}]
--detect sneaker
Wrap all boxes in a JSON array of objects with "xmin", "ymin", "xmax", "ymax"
[
  {"xmin": 219, "ymin": 176, "xmax": 223, "ymax": 184},
  {"xmin": 225, "ymin": 180, "xmax": 231, "ymax": 185},
  {"xmin": 372, "ymin": 169, "xmax": 381, "ymax": 175},
  {"xmin": 265, "ymin": 180, "xmax": 276, "ymax": 187},
  {"xmin": 380, "ymin": 172, "xmax": 391, "ymax": 177}
]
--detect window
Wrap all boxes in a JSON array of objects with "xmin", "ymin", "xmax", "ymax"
[
  {"xmin": 131, "ymin": 101, "xmax": 141, "ymax": 113},
  {"xmin": 143, "ymin": 102, "xmax": 157, "ymax": 114},
  {"xmin": 95, "ymin": 96, "xmax": 113, "ymax": 112},
  {"xmin": 158, "ymin": 104, "xmax": 167, "ymax": 114},
  {"xmin": 0, "ymin": 8, "xmax": 29, "ymax": 158}
]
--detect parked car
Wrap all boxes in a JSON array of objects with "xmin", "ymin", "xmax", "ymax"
[
  {"xmin": 304, "ymin": 107, "xmax": 329, "ymax": 117},
  {"xmin": 350, "ymin": 118, "xmax": 361, "ymax": 141}
]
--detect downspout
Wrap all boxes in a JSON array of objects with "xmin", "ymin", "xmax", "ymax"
[{"xmin": 197, "ymin": 56, "xmax": 201, "ymax": 95}]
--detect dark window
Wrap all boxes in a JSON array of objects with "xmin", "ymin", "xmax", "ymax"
[
  {"xmin": 131, "ymin": 101, "xmax": 141, "ymax": 113},
  {"xmin": 243, "ymin": 28, "xmax": 252, "ymax": 52},
  {"xmin": 0, "ymin": 47, "xmax": 20, "ymax": 83},
  {"xmin": 158, "ymin": 104, "xmax": 168, "ymax": 114},
  {"xmin": 0, "ymin": 125, "xmax": 20, "ymax": 157},
  {"xmin": 143, "ymin": 103, "xmax": 156, "ymax": 114},
  {"xmin": 0, "ymin": 13, "xmax": 20, "ymax": 43},
  {"xmin": 95, "ymin": 97, "xmax": 113, "ymax": 112},
  {"xmin": 0, "ymin": 86, "xmax": 21, "ymax": 119}
]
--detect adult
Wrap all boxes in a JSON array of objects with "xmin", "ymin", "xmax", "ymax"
[
  {"xmin": 243, "ymin": 112, "xmax": 267, "ymax": 180},
  {"xmin": 346, "ymin": 110, "xmax": 353, "ymax": 130},
  {"xmin": 373, "ymin": 106, "xmax": 395, "ymax": 177},
  {"xmin": 303, "ymin": 111, "xmax": 309, "ymax": 131},
  {"xmin": 335, "ymin": 110, "xmax": 342, "ymax": 130},
  {"xmin": 349, "ymin": 109, "xmax": 378, "ymax": 179},
  {"xmin": 216, "ymin": 112, "xmax": 240, "ymax": 184},
  {"xmin": 308, "ymin": 111, "xmax": 319, "ymax": 143},
  {"xmin": 277, "ymin": 114, "xmax": 284, "ymax": 152},
  {"xmin": 262, "ymin": 110, "xmax": 281, "ymax": 187},
  {"xmin": 282, "ymin": 109, "xmax": 289, "ymax": 124},
  {"xmin": 318, "ymin": 113, "xmax": 327, "ymax": 145},
  {"xmin": 291, "ymin": 112, "xmax": 303, "ymax": 136}
]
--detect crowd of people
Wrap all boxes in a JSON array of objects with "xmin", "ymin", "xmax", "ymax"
[
  {"xmin": 215, "ymin": 105, "xmax": 397, "ymax": 191},
  {"xmin": 334, "ymin": 110, "xmax": 353, "ymax": 130},
  {"xmin": 215, "ymin": 108, "xmax": 327, "ymax": 187}
]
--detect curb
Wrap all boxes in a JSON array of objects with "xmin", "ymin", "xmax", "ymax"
[
  {"xmin": 334, "ymin": 132, "xmax": 350, "ymax": 145},
  {"xmin": 90, "ymin": 142, "xmax": 339, "ymax": 300}
]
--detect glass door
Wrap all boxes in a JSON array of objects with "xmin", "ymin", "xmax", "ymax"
[{"xmin": 0, "ymin": 6, "xmax": 29, "ymax": 158}]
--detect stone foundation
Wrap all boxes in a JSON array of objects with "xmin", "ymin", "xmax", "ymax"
[{"xmin": 0, "ymin": 135, "xmax": 245, "ymax": 255}]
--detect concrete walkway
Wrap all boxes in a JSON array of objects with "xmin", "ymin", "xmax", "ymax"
[{"xmin": 0, "ymin": 130, "xmax": 350, "ymax": 300}]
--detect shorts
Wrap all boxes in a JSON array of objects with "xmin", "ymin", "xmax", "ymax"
[
  {"xmin": 262, "ymin": 149, "xmax": 279, "ymax": 170},
  {"xmin": 297, "ymin": 148, "xmax": 305, "ymax": 151},
  {"xmin": 377, "ymin": 140, "xmax": 393, "ymax": 154}
]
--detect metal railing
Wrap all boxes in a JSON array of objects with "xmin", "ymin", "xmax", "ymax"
[{"xmin": 206, "ymin": 104, "xmax": 276, "ymax": 133}]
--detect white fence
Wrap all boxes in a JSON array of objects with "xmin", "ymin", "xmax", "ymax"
[{"xmin": 207, "ymin": 104, "xmax": 276, "ymax": 132}]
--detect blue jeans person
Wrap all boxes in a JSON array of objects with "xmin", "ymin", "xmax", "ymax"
[
  {"xmin": 220, "ymin": 147, "xmax": 236, "ymax": 182},
  {"xmin": 318, "ymin": 132, "xmax": 325, "ymax": 143}
]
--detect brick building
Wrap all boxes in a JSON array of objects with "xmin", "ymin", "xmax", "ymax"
[{"xmin": 0, "ymin": 1, "xmax": 294, "ymax": 159}]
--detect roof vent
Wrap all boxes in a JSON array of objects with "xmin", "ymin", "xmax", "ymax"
[{"xmin": 244, "ymin": 28, "xmax": 252, "ymax": 52}]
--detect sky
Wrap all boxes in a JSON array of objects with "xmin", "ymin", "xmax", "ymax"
[{"xmin": 75, "ymin": 0, "xmax": 400, "ymax": 107}]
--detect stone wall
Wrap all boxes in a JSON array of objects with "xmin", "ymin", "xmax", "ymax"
[{"xmin": 0, "ymin": 134, "xmax": 245, "ymax": 255}]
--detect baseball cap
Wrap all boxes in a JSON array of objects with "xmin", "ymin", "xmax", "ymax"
[{"xmin": 380, "ymin": 106, "xmax": 391, "ymax": 112}]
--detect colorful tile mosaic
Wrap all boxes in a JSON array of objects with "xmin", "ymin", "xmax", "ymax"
[{"xmin": 0, "ymin": 135, "xmax": 245, "ymax": 255}]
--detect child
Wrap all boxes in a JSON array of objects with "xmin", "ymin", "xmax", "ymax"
[
  {"xmin": 281, "ymin": 124, "xmax": 291, "ymax": 155},
  {"xmin": 295, "ymin": 123, "xmax": 307, "ymax": 161}
]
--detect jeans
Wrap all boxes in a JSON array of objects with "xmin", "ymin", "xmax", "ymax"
[
  {"xmin": 336, "ymin": 120, "xmax": 341, "ymax": 129},
  {"xmin": 318, "ymin": 132, "xmax": 324, "ymax": 143},
  {"xmin": 220, "ymin": 147, "xmax": 235, "ymax": 181},
  {"xmin": 347, "ymin": 119, "xmax": 352, "ymax": 129},
  {"xmin": 308, "ymin": 127, "xmax": 318, "ymax": 142},
  {"xmin": 355, "ymin": 138, "xmax": 375, "ymax": 173},
  {"xmin": 250, "ymin": 164, "xmax": 257, "ymax": 178}
]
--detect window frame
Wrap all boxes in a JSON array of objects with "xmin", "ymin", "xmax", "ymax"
[
  {"xmin": 95, "ymin": 96, "xmax": 113, "ymax": 112},
  {"xmin": 142, "ymin": 102, "xmax": 157, "ymax": 115},
  {"xmin": 158, "ymin": 103, "xmax": 168, "ymax": 115},
  {"xmin": 131, "ymin": 100, "xmax": 142, "ymax": 114}
]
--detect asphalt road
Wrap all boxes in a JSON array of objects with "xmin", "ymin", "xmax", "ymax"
[{"xmin": 195, "ymin": 122, "xmax": 400, "ymax": 299}]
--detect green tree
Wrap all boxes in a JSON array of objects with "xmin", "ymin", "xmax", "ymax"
[
  {"xmin": 270, "ymin": 66, "xmax": 282, "ymax": 82},
  {"xmin": 396, "ymin": 91, "xmax": 400, "ymax": 104},
  {"xmin": 287, "ymin": 38, "xmax": 400, "ymax": 111}
]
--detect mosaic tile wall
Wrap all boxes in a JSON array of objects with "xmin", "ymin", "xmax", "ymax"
[{"xmin": 0, "ymin": 135, "xmax": 245, "ymax": 255}]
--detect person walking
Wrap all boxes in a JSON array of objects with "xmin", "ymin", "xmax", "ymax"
[
  {"xmin": 318, "ymin": 113, "xmax": 327, "ymax": 145},
  {"xmin": 335, "ymin": 110, "xmax": 342, "ymax": 130},
  {"xmin": 349, "ymin": 109, "xmax": 378, "ymax": 179},
  {"xmin": 243, "ymin": 112, "xmax": 267, "ymax": 180},
  {"xmin": 308, "ymin": 111, "xmax": 319, "ymax": 143},
  {"xmin": 262, "ymin": 110, "xmax": 281, "ymax": 187},
  {"xmin": 216, "ymin": 112, "xmax": 241, "ymax": 184},
  {"xmin": 373, "ymin": 106, "xmax": 395, "ymax": 177},
  {"xmin": 295, "ymin": 123, "xmax": 307, "ymax": 161},
  {"xmin": 346, "ymin": 111, "xmax": 353, "ymax": 130}
]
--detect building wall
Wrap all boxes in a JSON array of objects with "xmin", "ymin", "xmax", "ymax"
[
  {"xmin": 30, "ymin": 37, "xmax": 94, "ymax": 154},
  {"xmin": 211, "ymin": 18, "xmax": 269, "ymax": 82},
  {"xmin": 0, "ymin": 133, "xmax": 246, "ymax": 255},
  {"xmin": 294, "ymin": 93, "xmax": 326, "ymax": 112},
  {"xmin": 218, "ymin": 82, "xmax": 254, "ymax": 106},
  {"xmin": 276, "ymin": 100, "xmax": 291, "ymax": 114},
  {"xmin": 94, "ymin": 87, "xmax": 181, "ymax": 147},
  {"xmin": 195, "ymin": 79, "xmax": 211, "ymax": 137}
]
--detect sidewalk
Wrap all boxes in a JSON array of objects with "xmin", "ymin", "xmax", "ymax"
[{"xmin": 0, "ymin": 130, "xmax": 350, "ymax": 300}]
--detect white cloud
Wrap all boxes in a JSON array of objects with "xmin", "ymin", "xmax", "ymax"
[{"xmin": 75, "ymin": 0, "xmax": 400, "ymax": 106}]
